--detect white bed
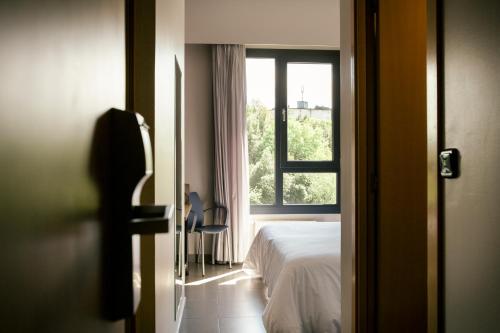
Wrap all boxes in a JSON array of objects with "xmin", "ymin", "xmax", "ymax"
[{"xmin": 243, "ymin": 222, "xmax": 341, "ymax": 333}]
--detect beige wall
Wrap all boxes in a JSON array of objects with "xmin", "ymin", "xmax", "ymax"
[
  {"xmin": 442, "ymin": 1, "xmax": 500, "ymax": 331},
  {"xmin": 185, "ymin": 44, "xmax": 215, "ymax": 256},
  {"xmin": 186, "ymin": 0, "xmax": 340, "ymax": 47},
  {"xmin": 134, "ymin": 0, "xmax": 185, "ymax": 332},
  {"xmin": 154, "ymin": 0, "xmax": 185, "ymax": 331}
]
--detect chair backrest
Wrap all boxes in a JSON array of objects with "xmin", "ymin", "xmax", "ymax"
[
  {"xmin": 186, "ymin": 192, "xmax": 204, "ymax": 232},
  {"xmin": 214, "ymin": 206, "xmax": 228, "ymax": 226}
]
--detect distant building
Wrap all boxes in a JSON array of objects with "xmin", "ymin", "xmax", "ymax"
[
  {"xmin": 290, "ymin": 99, "xmax": 332, "ymax": 121},
  {"xmin": 289, "ymin": 107, "xmax": 332, "ymax": 121},
  {"xmin": 297, "ymin": 100, "xmax": 308, "ymax": 109}
]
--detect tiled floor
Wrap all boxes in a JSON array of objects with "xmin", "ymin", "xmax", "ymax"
[{"xmin": 179, "ymin": 263, "xmax": 267, "ymax": 333}]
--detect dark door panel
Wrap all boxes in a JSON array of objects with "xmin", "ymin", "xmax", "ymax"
[{"xmin": 0, "ymin": 0, "xmax": 126, "ymax": 332}]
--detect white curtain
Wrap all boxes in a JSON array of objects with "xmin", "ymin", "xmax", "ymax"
[{"xmin": 212, "ymin": 44, "xmax": 250, "ymax": 263}]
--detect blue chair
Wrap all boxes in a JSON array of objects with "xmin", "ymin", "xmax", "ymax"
[{"xmin": 186, "ymin": 192, "xmax": 232, "ymax": 276}]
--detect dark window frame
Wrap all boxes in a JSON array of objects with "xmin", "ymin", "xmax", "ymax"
[{"xmin": 247, "ymin": 49, "xmax": 341, "ymax": 214}]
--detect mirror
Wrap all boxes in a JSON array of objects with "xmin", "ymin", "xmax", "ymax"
[{"xmin": 174, "ymin": 57, "xmax": 184, "ymax": 320}]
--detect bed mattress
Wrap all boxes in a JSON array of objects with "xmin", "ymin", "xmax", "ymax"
[{"xmin": 243, "ymin": 222, "xmax": 341, "ymax": 333}]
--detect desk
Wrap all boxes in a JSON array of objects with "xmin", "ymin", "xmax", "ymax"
[
  {"xmin": 184, "ymin": 203, "xmax": 192, "ymax": 273},
  {"xmin": 184, "ymin": 203, "xmax": 192, "ymax": 219}
]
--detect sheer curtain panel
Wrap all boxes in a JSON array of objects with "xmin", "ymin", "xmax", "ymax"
[{"xmin": 212, "ymin": 44, "xmax": 250, "ymax": 263}]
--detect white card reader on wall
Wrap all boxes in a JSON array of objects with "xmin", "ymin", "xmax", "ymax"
[{"xmin": 439, "ymin": 148, "xmax": 460, "ymax": 178}]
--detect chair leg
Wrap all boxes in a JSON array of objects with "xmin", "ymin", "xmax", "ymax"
[
  {"xmin": 212, "ymin": 234, "xmax": 216, "ymax": 265},
  {"xmin": 201, "ymin": 232, "xmax": 205, "ymax": 276},
  {"xmin": 185, "ymin": 233, "xmax": 189, "ymax": 270},
  {"xmin": 197, "ymin": 234, "xmax": 201, "ymax": 263},
  {"xmin": 178, "ymin": 234, "xmax": 182, "ymax": 277},
  {"xmin": 226, "ymin": 229, "xmax": 232, "ymax": 269}
]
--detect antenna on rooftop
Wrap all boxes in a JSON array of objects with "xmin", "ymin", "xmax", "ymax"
[{"xmin": 297, "ymin": 86, "xmax": 308, "ymax": 109}]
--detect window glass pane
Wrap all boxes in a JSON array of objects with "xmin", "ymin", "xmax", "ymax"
[
  {"xmin": 246, "ymin": 58, "xmax": 275, "ymax": 205},
  {"xmin": 287, "ymin": 63, "xmax": 333, "ymax": 162},
  {"xmin": 283, "ymin": 173, "xmax": 337, "ymax": 205}
]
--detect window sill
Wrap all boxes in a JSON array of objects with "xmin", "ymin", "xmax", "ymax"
[
  {"xmin": 250, "ymin": 205, "xmax": 340, "ymax": 215},
  {"xmin": 250, "ymin": 213, "xmax": 341, "ymax": 223}
]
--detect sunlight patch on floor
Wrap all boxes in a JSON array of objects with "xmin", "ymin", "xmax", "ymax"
[
  {"xmin": 218, "ymin": 275, "xmax": 255, "ymax": 286},
  {"xmin": 185, "ymin": 269, "xmax": 243, "ymax": 286}
]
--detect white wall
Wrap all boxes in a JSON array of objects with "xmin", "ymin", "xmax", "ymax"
[
  {"xmin": 186, "ymin": 0, "xmax": 340, "ymax": 48},
  {"xmin": 340, "ymin": 0, "xmax": 354, "ymax": 331},
  {"xmin": 185, "ymin": 44, "xmax": 215, "ymax": 257}
]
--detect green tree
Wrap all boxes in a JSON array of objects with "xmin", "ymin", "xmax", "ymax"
[
  {"xmin": 287, "ymin": 112, "xmax": 332, "ymax": 161},
  {"xmin": 246, "ymin": 100, "xmax": 275, "ymax": 204},
  {"xmin": 246, "ymin": 101, "xmax": 336, "ymax": 205}
]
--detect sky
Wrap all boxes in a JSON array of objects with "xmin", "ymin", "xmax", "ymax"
[{"xmin": 246, "ymin": 58, "xmax": 333, "ymax": 109}]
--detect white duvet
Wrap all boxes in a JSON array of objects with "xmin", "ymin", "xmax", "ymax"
[{"xmin": 243, "ymin": 222, "xmax": 341, "ymax": 333}]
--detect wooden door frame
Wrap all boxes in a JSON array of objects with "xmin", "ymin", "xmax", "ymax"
[
  {"xmin": 355, "ymin": 0, "xmax": 378, "ymax": 331},
  {"xmin": 427, "ymin": 0, "xmax": 440, "ymax": 332},
  {"xmin": 347, "ymin": 1, "xmax": 440, "ymax": 331},
  {"xmin": 341, "ymin": 0, "xmax": 377, "ymax": 331}
]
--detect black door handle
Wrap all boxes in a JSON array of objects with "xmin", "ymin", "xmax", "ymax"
[{"xmin": 129, "ymin": 205, "xmax": 174, "ymax": 235}]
